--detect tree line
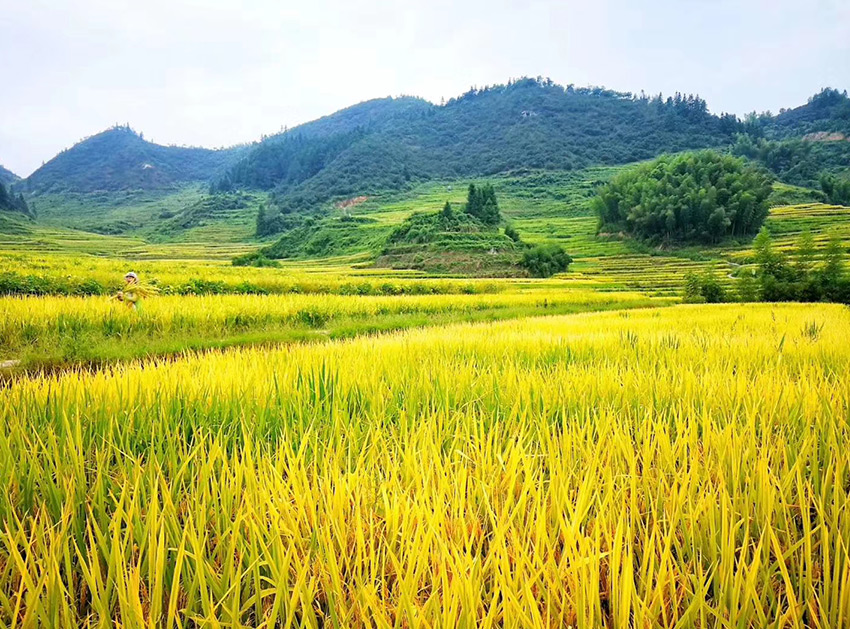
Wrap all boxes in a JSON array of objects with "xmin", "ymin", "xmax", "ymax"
[
  {"xmin": 0, "ymin": 183, "xmax": 31, "ymax": 217},
  {"xmin": 684, "ymin": 229, "xmax": 848, "ymax": 304}
]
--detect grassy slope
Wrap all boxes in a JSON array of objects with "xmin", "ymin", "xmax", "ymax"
[
  {"xmin": 31, "ymin": 186, "xmax": 267, "ymax": 244},
  {"xmin": 340, "ymin": 169, "xmax": 850, "ymax": 295},
  {"xmin": 13, "ymin": 167, "xmax": 850, "ymax": 295}
]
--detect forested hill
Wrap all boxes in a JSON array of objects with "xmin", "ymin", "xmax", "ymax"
[
  {"xmin": 18, "ymin": 80, "xmax": 849, "ymax": 206},
  {"xmin": 218, "ymin": 78, "xmax": 743, "ymax": 213},
  {"xmin": 0, "ymin": 165, "xmax": 19, "ymax": 186},
  {"xmin": 24, "ymin": 126, "xmax": 243, "ymax": 193},
  {"xmin": 764, "ymin": 88, "xmax": 850, "ymax": 139}
]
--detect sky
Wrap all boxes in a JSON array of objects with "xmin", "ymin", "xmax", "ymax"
[{"xmin": 1, "ymin": 0, "xmax": 848, "ymax": 177}]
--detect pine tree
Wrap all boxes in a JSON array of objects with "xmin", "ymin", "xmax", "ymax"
[
  {"xmin": 464, "ymin": 184, "xmax": 480, "ymax": 220},
  {"xmin": 441, "ymin": 201, "xmax": 453, "ymax": 220},
  {"xmin": 255, "ymin": 204, "xmax": 268, "ymax": 236},
  {"xmin": 479, "ymin": 185, "xmax": 501, "ymax": 225}
]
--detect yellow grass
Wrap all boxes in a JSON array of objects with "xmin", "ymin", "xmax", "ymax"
[{"xmin": 1, "ymin": 303, "xmax": 849, "ymax": 626}]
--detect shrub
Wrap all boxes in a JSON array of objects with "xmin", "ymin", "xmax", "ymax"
[
  {"xmin": 683, "ymin": 271, "xmax": 727, "ymax": 303},
  {"xmin": 521, "ymin": 244, "xmax": 572, "ymax": 278},
  {"xmin": 504, "ymin": 224, "xmax": 521, "ymax": 242},
  {"xmin": 820, "ymin": 173, "xmax": 850, "ymax": 206},
  {"xmin": 232, "ymin": 252, "xmax": 280, "ymax": 267}
]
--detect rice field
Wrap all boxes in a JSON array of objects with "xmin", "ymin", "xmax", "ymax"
[
  {"xmin": 0, "ymin": 288, "xmax": 663, "ymax": 367},
  {"xmin": 4, "ymin": 185, "xmax": 849, "ymax": 299},
  {"xmin": 1, "ymin": 302, "xmax": 849, "ymax": 627}
]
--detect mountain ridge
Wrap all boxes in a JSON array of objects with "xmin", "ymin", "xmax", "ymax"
[
  {"xmin": 0, "ymin": 165, "xmax": 19, "ymax": 186},
  {"xmin": 23, "ymin": 126, "xmax": 245, "ymax": 193},
  {"xmin": 19, "ymin": 79, "xmax": 850, "ymax": 215}
]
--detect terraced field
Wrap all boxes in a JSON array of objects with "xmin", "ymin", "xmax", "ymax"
[{"xmin": 5, "ymin": 167, "xmax": 849, "ymax": 306}]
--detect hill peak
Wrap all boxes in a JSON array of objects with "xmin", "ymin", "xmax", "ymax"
[
  {"xmin": 0, "ymin": 164, "xmax": 20, "ymax": 186},
  {"xmin": 25, "ymin": 125, "xmax": 242, "ymax": 193}
]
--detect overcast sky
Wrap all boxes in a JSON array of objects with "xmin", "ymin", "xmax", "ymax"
[{"xmin": 1, "ymin": 0, "xmax": 848, "ymax": 177}]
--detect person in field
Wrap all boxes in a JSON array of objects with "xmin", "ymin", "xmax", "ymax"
[{"xmin": 114, "ymin": 271, "xmax": 157, "ymax": 310}]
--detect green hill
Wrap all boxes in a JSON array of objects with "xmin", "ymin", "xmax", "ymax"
[
  {"xmin": 765, "ymin": 88, "xmax": 850, "ymax": 140},
  {"xmin": 222, "ymin": 78, "xmax": 743, "ymax": 222},
  {"xmin": 24, "ymin": 126, "xmax": 243, "ymax": 193},
  {"xmin": 14, "ymin": 80, "xmax": 849, "ymax": 250},
  {"xmin": 0, "ymin": 165, "xmax": 19, "ymax": 186}
]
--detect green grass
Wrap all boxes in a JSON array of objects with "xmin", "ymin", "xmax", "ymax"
[{"xmin": 30, "ymin": 187, "xmax": 267, "ymax": 244}]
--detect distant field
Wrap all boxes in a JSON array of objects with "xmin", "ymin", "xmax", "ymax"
[{"xmin": 5, "ymin": 169, "xmax": 849, "ymax": 302}]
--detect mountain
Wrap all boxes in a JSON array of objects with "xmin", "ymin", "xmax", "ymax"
[
  {"xmin": 729, "ymin": 89, "xmax": 850, "ymax": 189},
  {"xmin": 17, "ymin": 79, "xmax": 849, "ymax": 231},
  {"xmin": 214, "ymin": 97, "xmax": 431, "ymax": 192},
  {"xmin": 0, "ymin": 164, "xmax": 19, "ymax": 186},
  {"xmin": 220, "ymin": 78, "xmax": 743, "ymax": 222},
  {"xmin": 24, "ymin": 126, "xmax": 243, "ymax": 193}
]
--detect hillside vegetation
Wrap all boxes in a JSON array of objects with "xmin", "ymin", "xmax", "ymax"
[
  {"xmin": 0, "ymin": 164, "xmax": 19, "ymax": 186},
  {"xmin": 17, "ymin": 82, "xmax": 850, "ymax": 246},
  {"xmin": 594, "ymin": 151, "xmax": 774, "ymax": 243},
  {"xmin": 763, "ymin": 87, "xmax": 850, "ymax": 139},
  {"xmin": 221, "ymin": 78, "xmax": 742, "ymax": 225},
  {"xmin": 0, "ymin": 182, "xmax": 32, "ymax": 218},
  {"xmin": 24, "ymin": 126, "xmax": 243, "ymax": 193}
]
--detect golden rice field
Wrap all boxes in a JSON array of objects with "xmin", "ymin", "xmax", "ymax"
[
  {"xmin": 2, "ymin": 302, "xmax": 849, "ymax": 627},
  {"xmin": 0, "ymin": 289, "xmax": 663, "ymax": 367}
]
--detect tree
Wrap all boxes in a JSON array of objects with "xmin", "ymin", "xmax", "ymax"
[
  {"xmin": 464, "ymin": 183, "xmax": 501, "ymax": 225},
  {"xmin": 441, "ymin": 201, "xmax": 453, "ymax": 219},
  {"xmin": 0, "ymin": 183, "xmax": 32, "ymax": 217},
  {"xmin": 794, "ymin": 230, "xmax": 816, "ymax": 275},
  {"xmin": 255, "ymin": 204, "xmax": 268, "ymax": 237},
  {"xmin": 682, "ymin": 270, "xmax": 727, "ymax": 303},
  {"xmin": 819, "ymin": 234, "xmax": 845, "ymax": 299},
  {"xmin": 820, "ymin": 173, "xmax": 850, "ymax": 206},
  {"xmin": 593, "ymin": 151, "xmax": 773, "ymax": 243}
]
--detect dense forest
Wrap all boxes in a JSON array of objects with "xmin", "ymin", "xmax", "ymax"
[
  {"xmin": 23, "ymin": 126, "xmax": 243, "ymax": 193},
  {"xmin": 593, "ymin": 151, "xmax": 773, "ymax": 243}
]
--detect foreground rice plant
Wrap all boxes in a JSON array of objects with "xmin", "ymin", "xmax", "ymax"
[{"xmin": 0, "ymin": 303, "xmax": 848, "ymax": 627}]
